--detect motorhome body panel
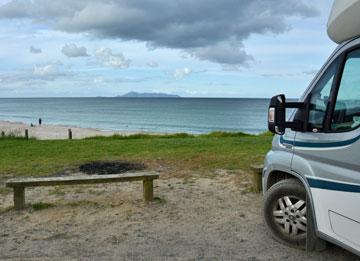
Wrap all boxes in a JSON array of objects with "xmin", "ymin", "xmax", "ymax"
[{"xmin": 292, "ymin": 130, "xmax": 360, "ymax": 250}]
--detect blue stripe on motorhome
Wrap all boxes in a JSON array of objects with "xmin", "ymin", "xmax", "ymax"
[
  {"xmin": 307, "ymin": 177, "xmax": 360, "ymax": 193},
  {"xmin": 280, "ymin": 135, "xmax": 360, "ymax": 148}
]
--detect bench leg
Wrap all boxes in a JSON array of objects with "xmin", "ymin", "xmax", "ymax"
[
  {"xmin": 143, "ymin": 180, "xmax": 153, "ymax": 202},
  {"xmin": 14, "ymin": 187, "xmax": 25, "ymax": 210},
  {"xmin": 252, "ymin": 170, "xmax": 262, "ymax": 193}
]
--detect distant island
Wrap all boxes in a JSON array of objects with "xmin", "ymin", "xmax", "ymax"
[{"xmin": 119, "ymin": 92, "xmax": 181, "ymax": 98}]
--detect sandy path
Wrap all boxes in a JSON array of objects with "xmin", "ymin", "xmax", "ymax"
[
  {"xmin": 0, "ymin": 172, "xmax": 358, "ymax": 260},
  {"xmin": 0, "ymin": 121, "xmax": 132, "ymax": 140}
]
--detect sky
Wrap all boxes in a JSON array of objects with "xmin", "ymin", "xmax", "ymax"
[{"xmin": 0, "ymin": 0, "xmax": 337, "ymax": 98}]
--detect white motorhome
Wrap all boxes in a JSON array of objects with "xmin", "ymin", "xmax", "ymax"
[{"xmin": 263, "ymin": 0, "xmax": 360, "ymax": 255}]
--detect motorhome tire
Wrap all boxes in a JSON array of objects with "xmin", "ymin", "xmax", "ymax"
[{"xmin": 263, "ymin": 179, "xmax": 307, "ymax": 249}]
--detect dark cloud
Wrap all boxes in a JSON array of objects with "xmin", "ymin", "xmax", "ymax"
[
  {"xmin": 61, "ymin": 43, "xmax": 89, "ymax": 57},
  {"xmin": 0, "ymin": 0, "xmax": 319, "ymax": 66},
  {"xmin": 29, "ymin": 45, "xmax": 42, "ymax": 54}
]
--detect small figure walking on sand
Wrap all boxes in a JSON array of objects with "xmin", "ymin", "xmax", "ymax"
[{"xmin": 38, "ymin": 118, "xmax": 42, "ymax": 126}]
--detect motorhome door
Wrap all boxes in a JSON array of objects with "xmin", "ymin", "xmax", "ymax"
[{"xmin": 292, "ymin": 47, "xmax": 360, "ymax": 251}]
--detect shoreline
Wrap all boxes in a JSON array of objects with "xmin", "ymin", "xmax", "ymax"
[
  {"xmin": 0, "ymin": 120, "xmax": 265, "ymax": 140},
  {"xmin": 0, "ymin": 120, "xmax": 144, "ymax": 140}
]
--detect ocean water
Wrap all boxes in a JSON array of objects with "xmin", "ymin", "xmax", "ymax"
[{"xmin": 0, "ymin": 98, "xmax": 270, "ymax": 134}]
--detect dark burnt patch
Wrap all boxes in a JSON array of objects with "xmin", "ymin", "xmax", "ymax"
[{"xmin": 79, "ymin": 161, "xmax": 146, "ymax": 175}]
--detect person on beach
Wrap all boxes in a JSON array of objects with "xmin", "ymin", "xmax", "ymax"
[{"xmin": 38, "ymin": 118, "xmax": 42, "ymax": 125}]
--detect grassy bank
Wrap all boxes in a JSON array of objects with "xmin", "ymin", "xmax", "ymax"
[{"xmin": 0, "ymin": 132, "xmax": 273, "ymax": 178}]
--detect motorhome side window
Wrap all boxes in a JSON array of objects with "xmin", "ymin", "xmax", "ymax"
[
  {"xmin": 307, "ymin": 59, "xmax": 339, "ymax": 131},
  {"xmin": 331, "ymin": 49, "xmax": 360, "ymax": 131}
]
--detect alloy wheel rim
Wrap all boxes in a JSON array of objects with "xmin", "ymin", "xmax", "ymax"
[{"xmin": 273, "ymin": 196, "xmax": 307, "ymax": 236}]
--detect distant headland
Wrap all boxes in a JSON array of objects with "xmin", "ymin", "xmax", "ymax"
[{"xmin": 118, "ymin": 92, "xmax": 181, "ymax": 98}]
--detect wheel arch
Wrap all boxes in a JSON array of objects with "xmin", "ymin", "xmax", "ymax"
[
  {"xmin": 265, "ymin": 170, "xmax": 312, "ymax": 205},
  {"xmin": 266, "ymin": 170, "xmax": 298, "ymax": 191}
]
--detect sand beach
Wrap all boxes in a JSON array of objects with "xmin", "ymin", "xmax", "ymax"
[{"xmin": 0, "ymin": 121, "xmax": 131, "ymax": 140}]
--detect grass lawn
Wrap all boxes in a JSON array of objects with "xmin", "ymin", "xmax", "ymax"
[{"xmin": 0, "ymin": 132, "xmax": 273, "ymax": 178}]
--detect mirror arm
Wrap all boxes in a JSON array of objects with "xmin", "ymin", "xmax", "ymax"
[
  {"xmin": 285, "ymin": 102, "xmax": 306, "ymax": 131},
  {"xmin": 285, "ymin": 102, "xmax": 305, "ymax": 109},
  {"xmin": 285, "ymin": 121, "xmax": 303, "ymax": 129}
]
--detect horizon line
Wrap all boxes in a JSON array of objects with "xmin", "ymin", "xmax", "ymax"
[{"xmin": 0, "ymin": 96, "xmax": 291, "ymax": 99}]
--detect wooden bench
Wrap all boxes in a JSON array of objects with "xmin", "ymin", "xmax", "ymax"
[{"xmin": 5, "ymin": 172, "xmax": 159, "ymax": 210}]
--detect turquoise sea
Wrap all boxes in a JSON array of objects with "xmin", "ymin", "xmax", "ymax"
[{"xmin": 0, "ymin": 98, "xmax": 270, "ymax": 134}]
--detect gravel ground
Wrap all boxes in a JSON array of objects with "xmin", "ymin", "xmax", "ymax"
[{"xmin": 0, "ymin": 171, "xmax": 359, "ymax": 260}]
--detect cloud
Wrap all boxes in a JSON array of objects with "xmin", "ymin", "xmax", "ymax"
[
  {"xmin": 0, "ymin": 61, "xmax": 72, "ymax": 88},
  {"xmin": 61, "ymin": 43, "xmax": 89, "ymax": 57},
  {"xmin": 147, "ymin": 61, "xmax": 158, "ymax": 68},
  {"xmin": 95, "ymin": 47, "xmax": 130, "ymax": 68},
  {"xmin": 93, "ymin": 76, "xmax": 104, "ymax": 84},
  {"xmin": 260, "ymin": 72, "xmax": 297, "ymax": 78},
  {"xmin": 33, "ymin": 61, "xmax": 72, "ymax": 80},
  {"xmin": 174, "ymin": 67, "xmax": 192, "ymax": 79},
  {"xmin": 0, "ymin": 0, "xmax": 319, "ymax": 66},
  {"xmin": 33, "ymin": 64, "xmax": 58, "ymax": 77},
  {"xmin": 29, "ymin": 45, "xmax": 42, "ymax": 54},
  {"xmin": 91, "ymin": 75, "xmax": 153, "ymax": 84},
  {"xmin": 303, "ymin": 69, "xmax": 318, "ymax": 76},
  {"xmin": 193, "ymin": 42, "xmax": 254, "ymax": 66}
]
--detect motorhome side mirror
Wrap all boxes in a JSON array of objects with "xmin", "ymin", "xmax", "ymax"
[
  {"xmin": 268, "ymin": 94, "xmax": 306, "ymax": 135},
  {"xmin": 268, "ymin": 94, "xmax": 286, "ymax": 135}
]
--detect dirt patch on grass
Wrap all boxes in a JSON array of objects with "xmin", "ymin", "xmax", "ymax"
[{"xmin": 79, "ymin": 160, "xmax": 146, "ymax": 175}]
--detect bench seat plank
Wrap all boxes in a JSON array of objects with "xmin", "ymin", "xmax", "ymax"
[
  {"xmin": 6, "ymin": 172, "xmax": 159, "ymax": 188},
  {"xmin": 5, "ymin": 171, "xmax": 159, "ymax": 210}
]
